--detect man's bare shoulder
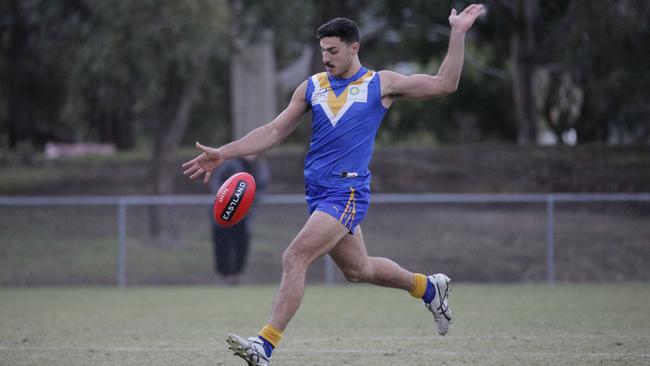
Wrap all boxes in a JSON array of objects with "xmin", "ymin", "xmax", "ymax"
[
  {"xmin": 291, "ymin": 80, "xmax": 309, "ymax": 103},
  {"xmin": 378, "ymin": 69, "xmax": 405, "ymax": 80},
  {"xmin": 378, "ymin": 70, "xmax": 407, "ymax": 97},
  {"xmin": 296, "ymin": 79, "xmax": 309, "ymax": 91}
]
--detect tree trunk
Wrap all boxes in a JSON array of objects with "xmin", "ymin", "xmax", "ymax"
[
  {"xmin": 229, "ymin": 0, "xmax": 277, "ymax": 140},
  {"xmin": 509, "ymin": 0, "xmax": 539, "ymax": 145},
  {"xmin": 230, "ymin": 30, "xmax": 277, "ymax": 139},
  {"xmin": 149, "ymin": 47, "xmax": 212, "ymax": 246}
]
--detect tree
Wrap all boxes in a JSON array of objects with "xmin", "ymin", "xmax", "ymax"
[
  {"xmin": 65, "ymin": 1, "xmax": 229, "ymax": 243},
  {"xmin": 2, "ymin": 0, "xmax": 648, "ymax": 156},
  {"xmin": 0, "ymin": 0, "xmax": 89, "ymax": 151},
  {"xmin": 567, "ymin": 0, "xmax": 650, "ymax": 144},
  {"xmin": 226, "ymin": 0, "xmax": 313, "ymax": 144},
  {"xmin": 363, "ymin": 0, "xmax": 514, "ymax": 143},
  {"xmin": 492, "ymin": 0, "xmax": 541, "ymax": 145},
  {"xmin": 229, "ymin": 0, "xmax": 278, "ymax": 140}
]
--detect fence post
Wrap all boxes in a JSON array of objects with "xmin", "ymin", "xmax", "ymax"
[
  {"xmin": 546, "ymin": 196, "xmax": 555, "ymax": 284},
  {"xmin": 117, "ymin": 198, "xmax": 127, "ymax": 288}
]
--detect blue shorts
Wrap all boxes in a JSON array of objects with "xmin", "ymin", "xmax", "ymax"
[{"xmin": 305, "ymin": 183, "xmax": 370, "ymax": 234}]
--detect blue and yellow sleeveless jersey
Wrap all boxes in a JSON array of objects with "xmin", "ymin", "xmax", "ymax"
[{"xmin": 303, "ymin": 66, "xmax": 387, "ymax": 189}]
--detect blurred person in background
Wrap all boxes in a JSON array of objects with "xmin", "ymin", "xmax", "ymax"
[
  {"xmin": 208, "ymin": 155, "xmax": 270, "ymax": 286},
  {"xmin": 183, "ymin": 4, "xmax": 485, "ymax": 365}
]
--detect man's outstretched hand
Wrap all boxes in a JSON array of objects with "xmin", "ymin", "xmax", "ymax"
[
  {"xmin": 449, "ymin": 4, "xmax": 486, "ymax": 33},
  {"xmin": 182, "ymin": 142, "xmax": 225, "ymax": 184}
]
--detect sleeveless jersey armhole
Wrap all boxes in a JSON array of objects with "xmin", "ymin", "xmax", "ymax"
[
  {"xmin": 375, "ymin": 72, "xmax": 389, "ymax": 112},
  {"xmin": 304, "ymin": 78, "xmax": 314, "ymax": 110}
]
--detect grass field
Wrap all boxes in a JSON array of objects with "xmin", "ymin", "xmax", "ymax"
[{"xmin": 1, "ymin": 284, "xmax": 649, "ymax": 366}]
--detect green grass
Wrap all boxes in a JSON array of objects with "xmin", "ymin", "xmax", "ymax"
[{"xmin": 0, "ymin": 284, "xmax": 649, "ymax": 365}]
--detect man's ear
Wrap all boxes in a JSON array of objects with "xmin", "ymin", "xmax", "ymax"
[{"xmin": 351, "ymin": 42, "xmax": 360, "ymax": 55}]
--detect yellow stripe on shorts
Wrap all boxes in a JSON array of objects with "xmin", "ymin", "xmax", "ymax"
[
  {"xmin": 344, "ymin": 196, "xmax": 357, "ymax": 228},
  {"xmin": 339, "ymin": 187, "xmax": 356, "ymax": 224}
]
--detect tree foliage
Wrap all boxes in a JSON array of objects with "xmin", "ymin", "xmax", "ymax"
[
  {"xmin": 0, "ymin": 0, "xmax": 648, "ymax": 154},
  {"xmin": 363, "ymin": 0, "xmax": 515, "ymax": 143},
  {"xmin": 566, "ymin": 0, "xmax": 650, "ymax": 144},
  {"xmin": 0, "ymin": 0, "xmax": 89, "ymax": 150},
  {"xmin": 0, "ymin": 0, "xmax": 230, "ymax": 152},
  {"xmin": 363, "ymin": 0, "xmax": 649, "ymax": 145}
]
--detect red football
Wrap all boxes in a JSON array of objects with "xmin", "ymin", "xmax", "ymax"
[{"xmin": 213, "ymin": 172, "xmax": 256, "ymax": 227}]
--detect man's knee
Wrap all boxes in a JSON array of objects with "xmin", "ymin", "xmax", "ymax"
[
  {"xmin": 281, "ymin": 246, "xmax": 311, "ymax": 273},
  {"xmin": 341, "ymin": 264, "xmax": 373, "ymax": 283}
]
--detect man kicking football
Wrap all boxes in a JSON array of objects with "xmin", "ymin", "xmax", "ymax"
[{"xmin": 182, "ymin": 4, "xmax": 486, "ymax": 365}]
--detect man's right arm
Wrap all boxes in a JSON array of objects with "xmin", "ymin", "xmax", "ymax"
[
  {"xmin": 182, "ymin": 81, "xmax": 309, "ymax": 183},
  {"xmin": 220, "ymin": 81, "xmax": 308, "ymax": 159}
]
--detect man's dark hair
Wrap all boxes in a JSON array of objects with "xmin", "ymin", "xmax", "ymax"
[{"xmin": 317, "ymin": 18, "xmax": 360, "ymax": 44}]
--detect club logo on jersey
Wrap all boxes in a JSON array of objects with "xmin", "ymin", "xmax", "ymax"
[{"xmin": 310, "ymin": 71, "xmax": 374, "ymax": 127}]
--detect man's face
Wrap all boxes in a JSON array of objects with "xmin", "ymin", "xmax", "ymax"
[{"xmin": 319, "ymin": 36, "xmax": 358, "ymax": 77}]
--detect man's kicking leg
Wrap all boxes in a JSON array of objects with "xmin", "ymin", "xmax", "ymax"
[
  {"xmin": 328, "ymin": 226, "xmax": 452, "ymax": 335},
  {"xmin": 227, "ymin": 211, "xmax": 349, "ymax": 365}
]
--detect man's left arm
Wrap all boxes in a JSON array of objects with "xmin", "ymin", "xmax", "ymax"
[{"xmin": 381, "ymin": 4, "xmax": 486, "ymax": 102}]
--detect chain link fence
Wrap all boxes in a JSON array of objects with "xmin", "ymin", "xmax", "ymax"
[{"xmin": 1, "ymin": 194, "xmax": 649, "ymax": 286}]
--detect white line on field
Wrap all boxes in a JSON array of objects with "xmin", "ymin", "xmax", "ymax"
[
  {"xmin": 282, "ymin": 349, "xmax": 649, "ymax": 358},
  {"xmin": 285, "ymin": 334, "xmax": 650, "ymax": 343},
  {"xmin": 0, "ymin": 346, "xmax": 208, "ymax": 352},
  {"xmin": 0, "ymin": 346, "xmax": 647, "ymax": 359}
]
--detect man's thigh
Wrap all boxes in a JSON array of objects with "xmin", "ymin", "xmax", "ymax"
[
  {"xmin": 328, "ymin": 226, "xmax": 371, "ymax": 275},
  {"xmin": 285, "ymin": 210, "xmax": 349, "ymax": 265}
]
